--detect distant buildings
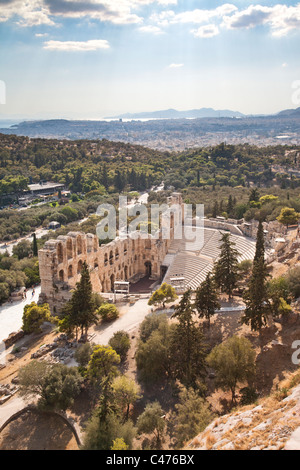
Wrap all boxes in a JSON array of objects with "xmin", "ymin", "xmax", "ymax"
[{"xmin": 25, "ymin": 181, "xmax": 65, "ymax": 197}]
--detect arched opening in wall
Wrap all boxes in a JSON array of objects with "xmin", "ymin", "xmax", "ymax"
[
  {"xmin": 109, "ymin": 250, "xmax": 114, "ymax": 265},
  {"xmin": 59, "ymin": 269, "xmax": 64, "ymax": 282},
  {"xmin": 115, "ymin": 248, "xmax": 119, "ymax": 260},
  {"xmin": 77, "ymin": 236, "xmax": 83, "ymax": 255},
  {"xmin": 124, "ymin": 266, "xmax": 128, "ymax": 281},
  {"xmin": 87, "ymin": 240, "xmax": 92, "ymax": 254},
  {"xmin": 94, "ymin": 259, "xmax": 98, "ymax": 269},
  {"xmin": 57, "ymin": 243, "xmax": 63, "ymax": 264},
  {"xmin": 104, "ymin": 253, "xmax": 108, "ymax": 266},
  {"xmin": 145, "ymin": 261, "xmax": 152, "ymax": 277},
  {"xmin": 94, "ymin": 237, "xmax": 98, "ymax": 252},
  {"xmin": 124, "ymin": 244, "xmax": 127, "ymax": 255},
  {"xmin": 68, "ymin": 265, "xmax": 73, "ymax": 279},
  {"xmin": 129, "ymin": 266, "xmax": 132, "ymax": 277},
  {"xmin": 67, "ymin": 239, "xmax": 72, "ymax": 260},
  {"xmin": 110, "ymin": 274, "xmax": 115, "ymax": 292},
  {"xmin": 131, "ymin": 239, "xmax": 135, "ymax": 251},
  {"xmin": 77, "ymin": 259, "xmax": 83, "ymax": 274}
]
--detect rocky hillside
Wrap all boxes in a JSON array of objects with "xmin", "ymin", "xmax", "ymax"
[{"xmin": 186, "ymin": 371, "xmax": 300, "ymax": 450}]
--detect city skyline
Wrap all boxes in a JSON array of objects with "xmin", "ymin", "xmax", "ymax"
[{"xmin": 0, "ymin": 0, "xmax": 300, "ymax": 118}]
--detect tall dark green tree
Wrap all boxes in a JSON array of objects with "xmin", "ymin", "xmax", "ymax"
[
  {"xmin": 226, "ymin": 195, "xmax": 234, "ymax": 216},
  {"xmin": 212, "ymin": 201, "xmax": 218, "ymax": 218},
  {"xmin": 32, "ymin": 232, "xmax": 38, "ymax": 257},
  {"xmin": 213, "ymin": 233, "xmax": 240, "ymax": 299},
  {"xmin": 241, "ymin": 257, "xmax": 271, "ymax": 331},
  {"xmin": 249, "ymin": 187, "xmax": 260, "ymax": 203},
  {"xmin": 254, "ymin": 220, "xmax": 265, "ymax": 263},
  {"xmin": 241, "ymin": 222, "xmax": 270, "ymax": 331},
  {"xmin": 60, "ymin": 261, "xmax": 97, "ymax": 337},
  {"xmin": 102, "ymin": 163, "xmax": 109, "ymax": 190},
  {"xmin": 171, "ymin": 290, "xmax": 207, "ymax": 389},
  {"xmin": 194, "ymin": 273, "xmax": 221, "ymax": 327}
]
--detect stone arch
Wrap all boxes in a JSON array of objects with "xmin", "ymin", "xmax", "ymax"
[
  {"xmin": 94, "ymin": 259, "xmax": 99, "ymax": 269},
  {"xmin": 104, "ymin": 253, "xmax": 108, "ymax": 266},
  {"xmin": 109, "ymin": 250, "xmax": 114, "ymax": 265},
  {"xmin": 66, "ymin": 239, "xmax": 73, "ymax": 260},
  {"xmin": 77, "ymin": 259, "xmax": 83, "ymax": 274},
  {"xmin": 115, "ymin": 248, "xmax": 119, "ymax": 260},
  {"xmin": 145, "ymin": 261, "xmax": 152, "ymax": 277},
  {"xmin": 68, "ymin": 265, "xmax": 73, "ymax": 279},
  {"xmin": 124, "ymin": 266, "xmax": 128, "ymax": 281},
  {"xmin": 59, "ymin": 269, "xmax": 64, "ymax": 282},
  {"xmin": 77, "ymin": 235, "xmax": 83, "ymax": 255},
  {"xmin": 110, "ymin": 273, "xmax": 115, "ymax": 292},
  {"xmin": 57, "ymin": 243, "xmax": 64, "ymax": 264},
  {"xmin": 87, "ymin": 238, "xmax": 93, "ymax": 254},
  {"xmin": 93, "ymin": 237, "xmax": 98, "ymax": 252},
  {"xmin": 124, "ymin": 243, "xmax": 128, "ymax": 255}
]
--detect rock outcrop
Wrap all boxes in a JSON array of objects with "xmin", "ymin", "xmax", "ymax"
[{"xmin": 186, "ymin": 377, "xmax": 300, "ymax": 450}]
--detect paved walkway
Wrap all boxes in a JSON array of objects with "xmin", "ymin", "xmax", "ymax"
[
  {"xmin": 91, "ymin": 298, "xmax": 152, "ymax": 345},
  {"xmin": 0, "ymin": 287, "xmax": 41, "ymax": 343}
]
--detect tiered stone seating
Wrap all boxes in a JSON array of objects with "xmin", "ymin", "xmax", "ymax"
[
  {"xmin": 164, "ymin": 252, "xmax": 214, "ymax": 291},
  {"xmin": 163, "ymin": 227, "xmax": 256, "ymax": 291}
]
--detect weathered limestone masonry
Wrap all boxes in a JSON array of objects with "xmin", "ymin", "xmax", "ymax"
[{"xmin": 38, "ymin": 193, "xmax": 182, "ymax": 313}]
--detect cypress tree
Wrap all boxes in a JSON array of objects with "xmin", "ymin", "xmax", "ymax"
[
  {"xmin": 194, "ymin": 273, "xmax": 220, "ymax": 327},
  {"xmin": 241, "ymin": 257, "xmax": 271, "ymax": 331},
  {"xmin": 212, "ymin": 201, "xmax": 218, "ymax": 218},
  {"xmin": 32, "ymin": 232, "xmax": 38, "ymax": 257},
  {"xmin": 213, "ymin": 233, "xmax": 240, "ymax": 299},
  {"xmin": 254, "ymin": 220, "xmax": 265, "ymax": 263},
  {"xmin": 61, "ymin": 261, "xmax": 97, "ymax": 337},
  {"xmin": 226, "ymin": 195, "xmax": 234, "ymax": 216},
  {"xmin": 241, "ymin": 221, "xmax": 270, "ymax": 331}
]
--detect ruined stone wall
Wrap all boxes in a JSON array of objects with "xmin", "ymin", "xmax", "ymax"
[{"xmin": 38, "ymin": 193, "xmax": 182, "ymax": 313}]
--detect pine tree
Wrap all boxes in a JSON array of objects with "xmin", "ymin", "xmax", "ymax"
[
  {"xmin": 194, "ymin": 274, "xmax": 221, "ymax": 327},
  {"xmin": 213, "ymin": 233, "xmax": 240, "ymax": 299},
  {"xmin": 171, "ymin": 290, "xmax": 207, "ymax": 389},
  {"xmin": 61, "ymin": 261, "xmax": 97, "ymax": 337}
]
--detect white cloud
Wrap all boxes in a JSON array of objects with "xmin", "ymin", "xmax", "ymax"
[
  {"xmin": 138, "ymin": 25, "xmax": 164, "ymax": 34},
  {"xmin": 192, "ymin": 24, "xmax": 220, "ymax": 38},
  {"xmin": 168, "ymin": 63, "xmax": 184, "ymax": 68},
  {"xmin": 222, "ymin": 4, "xmax": 300, "ymax": 37},
  {"xmin": 152, "ymin": 3, "xmax": 237, "ymax": 25},
  {"xmin": 43, "ymin": 39, "xmax": 110, "ymax": 51},
  {"xmin": 0, "ymin": 0, "xmax": 54, "ymax": 26}
]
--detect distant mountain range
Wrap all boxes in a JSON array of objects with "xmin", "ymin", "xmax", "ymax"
[
  {"xmin": 0, "ymin": 106, "xmax": 299, "ymax": 151},
  {"xmin": 105, "ymin": 107, "xmax": 300, "ymax": 120},
  {"xmin": 105, "ymin": 108, "xmax": 246, "ymax": 120}
]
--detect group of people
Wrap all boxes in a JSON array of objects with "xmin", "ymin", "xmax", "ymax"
[{"xmin": 21, "ymin": 287, "xmax": 36, "ymax": 300}]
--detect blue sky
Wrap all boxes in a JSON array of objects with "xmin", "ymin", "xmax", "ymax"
[{"xmin": 0, "ymin": 0, "xmax": 300, "ymax": 118}]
